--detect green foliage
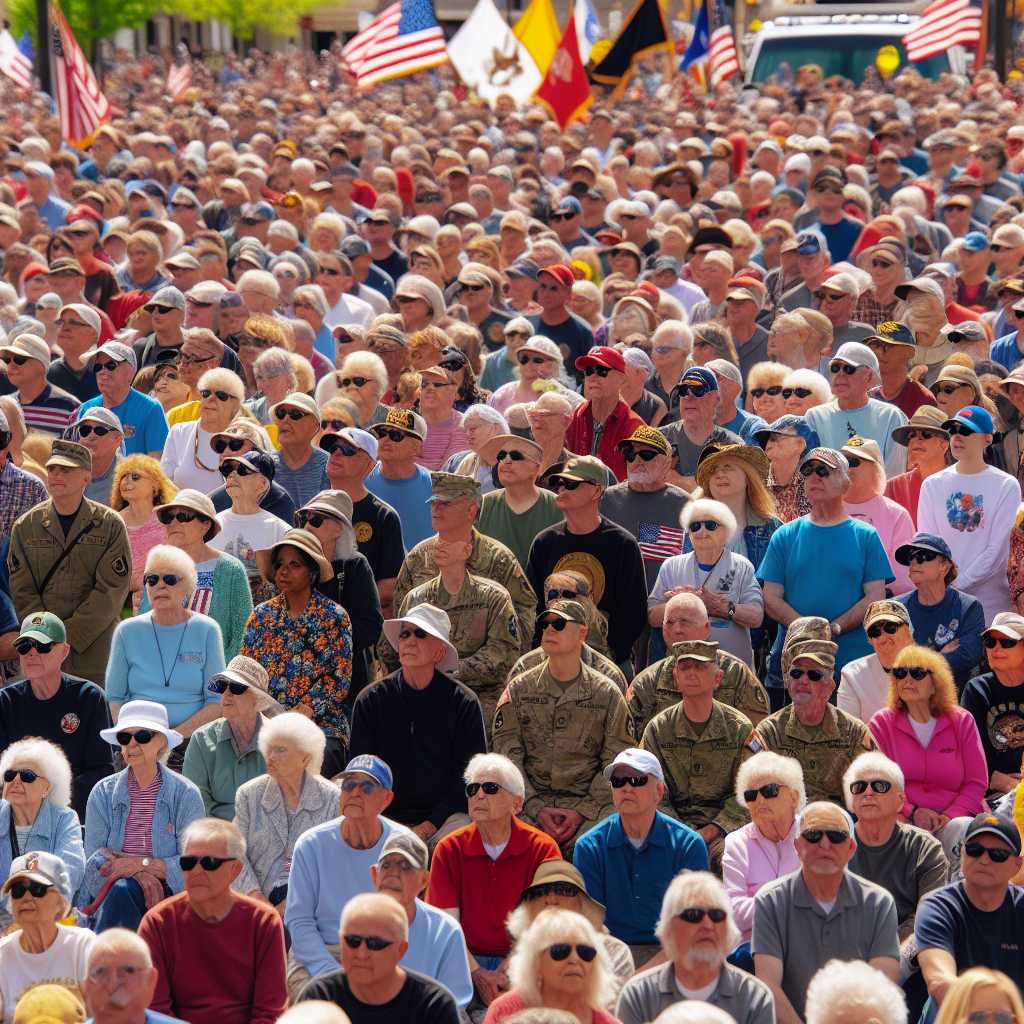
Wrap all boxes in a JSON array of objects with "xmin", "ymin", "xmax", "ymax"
[{"xmin": 11, "ymin": 0, "xmax": 160, "ymax": 55}]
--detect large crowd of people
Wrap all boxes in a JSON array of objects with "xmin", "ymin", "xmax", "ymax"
[{"xmin": 0, "ymin": 40, "xmax": 1020, "ymax": 1024}]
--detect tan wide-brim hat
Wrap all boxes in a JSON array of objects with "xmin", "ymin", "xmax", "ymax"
[
  {"xmin": 154, "ymin": 488, "xmax": 221, "ymax": 541},
  {"xmin": 478, "ymin": 433, "xmax": 543, "ymax": 465},
  {"xmin": 695, "ymin": 443, "xmax": 770, "ymax": 493},
  {"xmin": 209, "ymin": 655, "xmax": 281, "ymax": 713},
  {"xmin": 255, "ymin": 528, "xmax": 334, "ymax": 584}
]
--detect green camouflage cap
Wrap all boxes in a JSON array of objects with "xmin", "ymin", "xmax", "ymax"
[
  {"xmin": 671, "ymin": 639, "xmax": 719, "ymax": 663},
  {"xmin": 556, "ymin": 455, "xmax": 609, "ymax": 486},
  {"xmin": 782, "ymin": 616, "xmax": 837, "ymax": 674},
  {"xmin": 543, "ymin": 599, "xmax": 587, "ymax": 625},
  {"xmin": 428, "ymin": 472, "xmax": 482, "ymax": 503},
  {"xmin": 45, "ymin": 439, "xmax": 91, "ymax": 472},
  {"xmin": 17, "ymin": 611, "xmax": 66, "ymax": 645}
]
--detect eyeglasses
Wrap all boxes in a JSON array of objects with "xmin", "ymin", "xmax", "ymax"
[
  {"xmin": 144, "ymin": 573, "xmax": 182, "ymax": 587},
  {"xmin": 275, "ymin": 408, "xmax": 310, "ymax": 421},
  {"xmin": 415, "ymin": 192, "xmax": 442, "ymax": 203},
  {"xmin": 320, "ymin": 437, "xmax": 359, "ymax": 457},
  {"xmin": 829, "ymin": 362, "xmax": 860, "ymax": 376},
  {"xmin": 889, "ymin": 666, "xmax": 930, "ymax": 680},
  {"xmin": 343, "ymin": 934, "xmax": 394, "ymax": 951},
  {"xmin": 506, "ymin": 330, "xmax": 532, "ymax": 339},
  {"xmin": 529, "ymin": 882, "xmax": 581, "ymax": 899},
  {"xmin": 340, "ymin": 377, "xmax": 371, "ymax": 388},
  {"xmin": 743, "ymin": 783, "xmax": 781, "ymax": 802},
  {"xmin": 180, "ymin": 352, "xmax": 218, "ymax": 365},
  {"xmin": 212, "ymin": 437, "xmax": 248, "ymax": 454},
  {"xmin": 677, "ymin": 907, "xmax": 728, "ymax": 924},
  {"xmin": 583, "ymin": 365, "xmax": 612, "ymax": 378},
  {"xmin": 3, "ymin": 768, "xmax": 40, "ymax": 784},
  {"xmin": 849, "ymin": 779, "xmax": 893, "ymax": 795},
  {"xmin": 179, "ymin": 855, "xmax": 237, "ymax": 871},
  {"xmin": 789, "ymin": 667, "xmax": 826, "ymax": 682},
  {"xmin": 465, "ymin": 781, "xmax": 502, "ymax": 797},
  {"xmin": 867, "ymin": 621, "xmax": 903, "ymax": 638},
  {"xmin": 1, "ymin": 355, "xmax": 28, "ymax": 366},
  {"xmin": 676, "ymin": 384, "xmax": 710, "ymax": 398},
  {"xmin": 518, "ymin": 354, "xmax": 550, "ymax": 365},
  {"xmin": 688, "ymin": 520, "xmax": 720, "ymax": 533},
  {"xmin": 801, "ymin": 829, "xmax": 849, "ymax": 844},
  {"xmin": 984, "ymin": 635, "xmax": 1019, "ymax": 649},
  {"xmin": 157, "ymin": 509, "xmax": 201, "ymax": 525},
  {"xmin": 13, "ymin": 638, "xmax": 53, "ymax": 656},
  {"xmin": 623, "ymin": 448, "xmax": 660, "ymax": 462},
  {"xmin": 87, "ymin": 964, "xmax": 145, "ymax": 984},
  {"xmin": 8, "ymin": 880, "xmax": 51, "ymax": 900},
  {"xmin": 781, "ymin": 388, "xmax": 813, "ymax": 400},
  {"xmin": 963, "ymin": 842, "xmax": 1014, "ymax": 864},
  {"xmin": 341, "ymin": 778, "xmax": 382, "ymax": 794},
  {"xmin": 799, "ymin": 464, "xmax": 832, "ymax": 478},
  {"xmin": 219, "ymin": 463, "xmax": 258, "ymax": 479},
  {"xmin": 750, "ymin": 386, "xmax": 783, "ymax": 398},
  {"xmin": 116, "ymin": 729, "xmax": 155, "ymax": 745},
  {"xmin": 610, "ymin": 774, "xmax": 649, "ymax": 788},
  {"xmin": 496, "ymin": 449, "xmax": 527, "ymax": 463},
  {"xmin": 539, "ymin": 616, "xmax": 570, "ymax": 632},
  {"xmin": 548, "ymin": 943, "xmax": 597, "ymax": 962},
  {"xmin": 946, "ymin": 423, "xmax": 977, "ymax": 437},
  {"xmin": 931, "ymin": 383, "xmax": 968, "ymax": 396},
  {"xmin": 209, "ymin": 679, "xmax": 250, "ymax": 695},
  {"xmin": 92, "ymin": 360, "xmax": 120, "ymax": 374},
  {"xmin": 376, "ymin": 428, "xmax": 409, "ymax": 443}
]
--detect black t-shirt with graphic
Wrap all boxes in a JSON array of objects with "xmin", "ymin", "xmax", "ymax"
[
  {"xmin": 353, "ymin": 491, "xmax": 405, "ymax": 578},
  {"xmin": 960, "ymin": 671, "xmax": 1024, "ymax": 778}
]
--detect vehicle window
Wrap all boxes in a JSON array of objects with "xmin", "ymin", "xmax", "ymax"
[{"xmin": 751, "ymin": 35, "xmax": 951, "ymax": 82}]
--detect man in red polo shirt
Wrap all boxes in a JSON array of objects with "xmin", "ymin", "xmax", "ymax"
[
  {"xmin": 565, "ymin": 346, "xmax": 644, "ymax": 481},
  {"xmin": 427, "ymin": 753, "xmax": 558, "ymax": 1009}
]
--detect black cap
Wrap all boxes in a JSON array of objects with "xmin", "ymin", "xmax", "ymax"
[
  {"xmin": 224, "ymin": 449, "xmax": 275, "ymax": 481},
  {"xmin": 963, "ymin": 812, "xmax": 1022, "ymax": 855}
]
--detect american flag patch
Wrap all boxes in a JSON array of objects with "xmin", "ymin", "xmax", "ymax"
[{"xmin": 638, "ymin": 522, "xmax": 684, "ymax": 561}]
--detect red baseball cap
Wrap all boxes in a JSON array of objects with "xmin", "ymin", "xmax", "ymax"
[
  {"xmin": 538, "ymin": 264, "xmax": 575, "ymax": 288},
  {"xmin": 575, "ymin": 346, "xmax": 626, "ymax": 373},
  {"xmin": 630, "ymin": 281, "xmax": 661, "ymax": 305},
  {"xmin": 67, "ymin": 204, "xmax": 103, "ymax": 225}
]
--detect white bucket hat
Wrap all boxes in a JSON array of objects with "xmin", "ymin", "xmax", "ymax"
[
  {"xmin": 100, "ymin": 699, "xmax": 184, "ymax": 749},
  {"xmin": 382, "ymin": 603, "xmax": 459, "ymax": 674}
]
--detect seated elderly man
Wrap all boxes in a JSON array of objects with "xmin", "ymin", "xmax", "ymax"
[
  {"xmin": 616, "ymin": 871, "xmax": 774, "ymax": 1024},
  {"xmin": 427, "ymin": 753, "xmax": 559, "ymax": 1009},
  {"xmin": 627, "ymin": 592, "xmax": 770, "ymax": 736},
  {"xmin": 369, "ymin": 832, "xmax": 472, "ymax": 1009},
  {"xmin": 755, "ymin": 617, "xmax": 875, "ymax": 804},
  {"xmin": 804, "ymin": 960, "xmax": 908, "ymax": 1024},
  {"xmin": 640, "ymin": 640, "xmax": 759, "ymax": 870},
  {"xmin": 296, "ymin": 892, "xmax": 460, "ymax": 1023},
  {"xmin": 843, "ymin": 753, "xmax": 947, "ymax": 968},
  {"xmin": 573, "ymin": 748, "xmax": 708, "ymax": 966},
  {"xmin": 493, "ymin": 599, "xmax": 633, "ymax": 851},
  {"xmin": 138, "ymin": 818, "xmax": 287, "ymax": 1024},
  {"xmin": 82, "ymin": 927, "xmax": 188, "ymax": 1024},
  {"xmin": 753, "ymin": 801, "xmax": 900, "ymax": 1024}
]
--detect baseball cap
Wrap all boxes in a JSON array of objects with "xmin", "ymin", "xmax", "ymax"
[
  {"xmin": 575, "ymin": 346, "xmax": 625, "ymax": 373},
  {"xmin": 341, "ymin": 754, "xmax": 393, "ymax": 790},
  {"xmin": 670, "ymin": 639, "xmax": 719, "ymax": 663},
  {"xmin": 223, "ymin": 449, "xmax": 276, "ymax": 481},
  {"xmin": 340, "ymin": 236, "xmax": 372, "ymax": 260},
  {"xmin": 327, "ymin": 426, "xmax": 378, "ymax": 460},
  {"xmin": 372, "ymin": 407, "xmax": 426, "ymax": 441},
  {"xmin": 706, "ymin": 358, "xmax": 742, "ymax": 389},
  {"xmin": 145, "ymin": 285, "xmax": 186, "ymax": 313},
  {"xmin": 943, "ymin": 321, "xmax": 987, "ymax": 345},
  {"xmin": 428, "ymin": 471, "xmax": 482, "ymax": 503},
  {"xmin": 800, "ymin": 447, "xmax": 850, "ymax": 473},
  {"xmin": 78, "ymin": 406, "xmax": 123, "ymax": 433},
  {"xmin": 867, "ymin": 321, "xmax": 916, "ymax": 348},
  {"xmin": 83, "ymin": 341, "xmax": 138, "ymax": 373},
  {"xmin": 16, "ymin": 611, "xmax": 66, "ymax": 645},
  {"xmin": 962, "ymin": 813, "xmax": 1022, "ymax": 855},
  {"xmin": 795, "ymin": 232, "xmax": 824, "ymax": 256},
  {"xmin": 863, "ymin": 600, "xmax": 911, "ymax": 630},
  {"xmin": 831, "ymin": 341, "xmax": 879, "ymax": 373},
  {"xmin": 554, "ymin": 196, "xmax": 582, "ymax": 217},
  {"xmin": 819, "ymin": 272, "xmax": 859, "ymax": 298},
  {"xmin": 894, "ymin": 532, "xmax": 953, "ymax": 566},
  {"xmin": 506, "ymin": 258, "xmax": 540, "ymax": 280},
  {"xmin": 45, "ymin": 439, "xmax": 91, "ymax": 472},
  {"xmin": 942, "ymin": 405, "xmax": 995, "ymax": 435},
  {"xmin": 676, "ymin": 366, "xmax": 719, "ymax": 392},
  {"xmin": 537, "ymin": 264, "xmax": 575, "ymax": 289},
  {"xmin": 0, "ymin": 333, "xmax": 51, "ymax": 367},
  {"xmin": 378, "ymin": 831, "xmax": 428, "ymax": 870},
  {"xmin": 554, "ymin": 455, "xmax": 609, "ymax": 486},
  {"xmin": 603, "ymin": 748, "xmax": 665, "ymax": 784},
  {"xmin": 541, "ymin": 599, "xmax": 588, "ymax": 625},
  {"xmin": 894, "ymin": 277, "xmax": 945, "ymax": 304},
  {"xmin": 962, "ymin": 231, "xmax": 990, "ymax": 253},
  {"xmin": 3, "ymin": 851, "xmax": 72, "ymax": 900},
  {"xmin": 753, "ymin": 415, "xmax": 819, "ymax": 451},
  {"xmin": 985, "ymin": 611, "xmax": 1024, "ymax": 641}
]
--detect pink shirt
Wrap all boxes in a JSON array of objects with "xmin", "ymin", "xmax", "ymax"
[
  {"xmin": 722, "ymin": 819, "xmax": 800, "ymax": 942},
  {"xmin": 868, "ymin": 705, "xmax": 988, "ymax": 820},
  {"xmin": 845, "ymin": 493, "xmax": 916, "ymax": 594},
  {"xmin": 484, "ymin": 992, "xmax": 621, "ymax": 1024},
  {"xmin": 419, "ymin": 413, "xmax": 470, "ymax": 472}
]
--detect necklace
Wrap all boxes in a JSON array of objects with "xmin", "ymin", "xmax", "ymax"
[
  {"xmin": 192, "ymin": 425, "xmax": 217, "ymax": 472},
  {"xmin": 152, "ymin": 615, "xmax": 189, "ymax": 688}
]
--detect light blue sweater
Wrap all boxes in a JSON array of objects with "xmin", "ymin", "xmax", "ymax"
[{"xmin": 406, "ymin": 898, "xmax": 474, "ymax": 1009}]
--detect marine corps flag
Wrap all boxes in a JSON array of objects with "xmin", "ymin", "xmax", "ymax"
[
  {"xmin": 534, "ymin": 12, "xmax": 593, "ymax": 129},
  {"xmin": 590, "ymin": 0, "xmax": 673, "ymax": 99}
]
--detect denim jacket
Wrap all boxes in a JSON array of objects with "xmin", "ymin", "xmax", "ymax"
[{"xmin": 82, "ymin": 763, "xmax": 204, "ymax": 900}]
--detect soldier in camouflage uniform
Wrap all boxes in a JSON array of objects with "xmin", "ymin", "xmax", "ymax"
[
  {"xmin": 640, "ymin": 639, "xmax": 759, "ymax": 871},
  {"xmin": 628, "ymin": 592, "xmax": 769, "ymax": 735},
  {"xmin": 8, "ymin": 440, "xmax": 131, "ymax": 685},
  {"xmin": 492, "ymin": 600, "xmax": 633, "ymax": 853},
  {"xmin": 507, "ymin": 641, "xmax": 627, "ymax": 694},
  {"xmin": 755, "ymin": 616, "xmax": 876, "ymax": 805},
  {"xmin": 392, "ymin": 472, "xmax": 536, "ymax": 648}
]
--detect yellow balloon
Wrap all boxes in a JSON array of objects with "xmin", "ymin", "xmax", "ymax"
[
  {"xmin": 876, "ymin": 44, "xmax": 901, "ymax": 79},
  {"xmin": 749, "ymin": 17, "xmax": 762, "ymax": 30}
]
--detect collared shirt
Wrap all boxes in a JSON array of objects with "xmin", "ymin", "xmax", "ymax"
[
  {"xmin": 182, "ymin": 715, "xmax": 268, "ymax": 820},
  {"xmin": 0, "ymin": 457, "xmax": 47, "ymax": 540}
]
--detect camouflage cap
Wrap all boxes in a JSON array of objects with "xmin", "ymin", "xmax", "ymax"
[
  {"xmin": 543, "ymin": 599, "xmax": 587, "ymax": 625},
  {"xmin": 863, "ymin": 599, "xmax": 911, "ymax": 630},
  {"xmin": 556, "ymin": 455, "xmax": 609, "ymax": 486},
  {"xmin": 781, "ymin": 616, "xmax": 837, "ymax": 674},
  {"xmin": 671, "ymin": 639, "xmax": 719, "ymax": 663},
  {"xmin": 46, "ymin": 439, "xmax": 91, "ymax": 472},
  {"xmin": 617, "ymin": 424, "xmax": 672, "ymax": 456},
  {"xmin": 428, "ymin": 471, "xmax": 481, "ymax": 503}
]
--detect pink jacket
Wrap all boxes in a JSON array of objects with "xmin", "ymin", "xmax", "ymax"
[
  {"xmin": 722, "ymin": 819, "xmax": 800, "ymax": 942},
  {"xmin": 868, "ymin": 706, "xmax": 987, "ymax": 820}
]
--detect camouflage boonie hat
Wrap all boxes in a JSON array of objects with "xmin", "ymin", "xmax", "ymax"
[
  {"xmin": 617, "ymin": 424, "xmax": 672, "ymax": 457},
  {"xmin": 782, "ymin": 616, "xmax": 837, "ymax": 674},
  {"xmin": 671, "ymin": 640, "xmax": 720, "ymax": 663},
  {"xmin": 46, "ymin": 439, "xmax": 91, "ymax": 471},
  {"xmin": 544, "ymin": 599, "xmax": 587, "ymax": 625},
  {"xmin": 372, "ymin": 406, "xmax": 426, "ymax": 440},
  {"xmin": 428, "ymin": 471, "xmax": 481, "ymax": 503}
]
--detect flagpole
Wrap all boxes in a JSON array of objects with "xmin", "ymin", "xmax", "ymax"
[{"xmin": 36, "ymin": 0, "xmax": 50, "ymax": 93}]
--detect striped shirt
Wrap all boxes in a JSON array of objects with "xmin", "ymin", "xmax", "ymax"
[
  {"xmin": 20, "ymin": 384, "xmax": 81, "ymax": 437},
  {"xmin": 122, "ymin": 772, "xmax": 162, "ymax": 855},
  {"xmin": 419, "ymin": 413, "xmax": 470, "ymax": 472}
]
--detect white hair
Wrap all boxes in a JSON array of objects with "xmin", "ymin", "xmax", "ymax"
[
  {"xmin": 259, "ymin": 712, "xmax": 328, "ymax": 776},
  {"xmin": 0, "ymin": 737, "xmax": 73, "ymax": 809},
  {"xmin": 655, "ymin": 871, "xmax": 740, "ymax": 958},
  {"xmin": 507, "ymin": 909, "xmax": 614, "ymax": 1011},
  {"xmin": 291, "ymin": 157, "xmax": 315, "ymax": 176},
  {"xmin": 891, "ymin": 186, "xmax": 927, "ymax": 215},
  {"xmin": 680, "ymin": 497, "xmax": 738, "ymax": 541},
  {"xmin": 528, "ymin": 392, "xmax": 573, "ymax": 417},
  {"xmin": 651, "ymin": 320, "xmax": 693, "ymax": 353},
  {"xmin": 654, "ymin": 1005, "xmax": 735, "ymax": 1024},
  {"xmin": 86, "ymin": 927, "xmax": 154, "ymax": 970},
  {"xmin": 341, "ymin": 892, "xmax": 409, "ymax": 943},
  {"xmin": 276, "ymin": 1003, "xmax": 353, "ymax": 1024},
  {"xmin": 237, "ymin": 269, "xmax": 280, "ymax": 300},
  {"xmin": 805, "ymin": 960, "xmax": 908, "ymax": 1024},
  {"xmin": 735, "ymin": 751, "xmax": 806, "ymax": 810},
  {"xmin": 339, "ymin": 352, "xmax": 388, "ymax": 396},
  {"xmin": 198, "ymin": 367, "xmax": 245, "ymax": 403},
  {"xmin": 462, "ymin": 404, "xmax": 508, "ymax": 431},
  {"xmin": 254, "ymin": 347, "xmax": 298, "ymax": 384},
  {"xmin": 293, "ymin": 284, "xmax": 330, "ymax": 319},
  {"xmin": 750, "ymin": 170, "xmax": 776, "ymax": 191},
  {"xmin": 782, "ymin": 368, "xmax": 832, "ymax": 405},
  {"xmin": 464, "ymin": 752, "xmax": 525, "ymax": 798},
  {"xmin": 182, "ymin": 817, "xmax": 247, "ymax": 859},
  {"xmin": 145, "ymin": 544, "xmax": 198, "ymax": 595},
  {"xmin": 842, "ymin": 751, "xmax": 906, "ymax": 810}
]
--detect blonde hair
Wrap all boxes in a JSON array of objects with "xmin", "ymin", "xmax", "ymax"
[
  {"xmin": 935, "ymin": 970, "xmax": 1024, "ymax": 1024},
  {"xmin": 888, "ymin": 645, "xmax": 959, "ymax": 717},
  {"xmin": 112, "ymin": 454, "xmax": 177, "ymax": 511}
]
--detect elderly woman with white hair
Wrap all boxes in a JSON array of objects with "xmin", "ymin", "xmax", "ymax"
[
  {"xmin": 570, "ymin": 281, "xmax": 603, "ymax": 332},
  {"xmin": 316, "ymin": 351, "xmax": 390, "ymax": 428},
  {"xmin": 161, "ymin": 368, "xmax": 247, "ymax": 493},
  {"xmin": 249, "ymin": 348, "xmax": 299, "ymax": 427},
  {"xmin": 805, "ymin": 959, "xmax": 907, "ymax": 1024},
  {"xmin": 484, "ymin": 908, "xmax": 618, "ymax": 1024},
  {"xmin": 616, "ymin": 871, "xmax": 773, "ymax": 1024},
  {"xmin": 444, "ymin": 404, "xmax": 509, "ymax": 492},
  {"xmin": 292, "ymin": 284, "xmax": 337, "ymax": 365},
  {"xmin": 272, "ymin": 254, "xmax": 309, "ymax": 313},
  {"xmin": 232, "ymin": 712, "xmax": 338, "ymax": 913},
  {"xmin": 489, "ymin": 337, "xmax": 582, "ymax": 416},
  {"xmin": 0, "ymin": 739, "xmax": 85, "ymax": 927},
  {"xmin": 782, "ymin": 369, "xmax": 831, "ymax": 416},
  {"xmin": 722, "ymin": 752, "xmax": 804, "ymax": 953},
  {"xmin": 648, "ymin": 498, "xmax": 763, "ymax": 667}
]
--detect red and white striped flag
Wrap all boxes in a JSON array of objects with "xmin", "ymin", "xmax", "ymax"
[
  {"xmin": 342, "ymin": 0, "xmax": 447, "ymax": 89},
  {"xmin": 903, "ymin": 0, "xmax": 981, "ymax": 61},
  {"xmin": 0, "ymin": 30, "xmax": 33, "ymax": 91},
  {"xmin": 50, "ymin": 2, "xmax": 111, "ymax": 146},
  {"xmin": 708, "ymin": 0, "xmax": 738, "ymax": 87},
  {"xmin": 166, "ymin": 44, "xmax": 193, "ymax": 99}
]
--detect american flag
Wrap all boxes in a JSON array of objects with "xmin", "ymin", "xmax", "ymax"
[
  {"xmin": 342, "ymin": 0, "xmax": 448, "ymax": 89},
  {"xmin": 708, "ymin": 0, "xmax": 739, "ymax": 87},
  {"xmin": 50, "ymin": 2, "xmax": 111, "ymax": 146},
  {"xmin": 638, "ymin": 522, "xmax": 685, "ymax": 562},
  {"xmin": 903, "ymin": 0, "xmax": 981, "ymax": 61},
  {"xmin": 0, "ymin": 29, "xmax": 33, "ymax": 91},
  {"xmin": 166, "ymin": 43, "xmax": 193, "ymax": 99}
]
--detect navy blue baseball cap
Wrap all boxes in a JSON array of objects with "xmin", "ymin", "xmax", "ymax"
[
  {"xmin": 221, "ymin": 449, "xmax": 275, "ymax": 481},
  {"xmin": 796, "ymin": 231, "xmax": 824, "ymax": 256},
  {"xmin": 943, "ymin": 405, "xmax": 995, "ymax": 434},
  {"xmin": 894, "ymin": 532, "xmax": 953, "ymax": 566},
  {"xmin": 676, "ymin": 366, "xmax": 718, "ymax": 391},
  {"xmin": 554, "ymin": 196, "xmax": 582, "ymax": 217},
  {"xmin": 753, "ymin": 415, "xmax": 820, "ymax": 451},
  {"xmin": 341, "ymin": 754, "xmax": 393, "ymax": 790},
  {"xmin": 506, "ymin": 258, "xmax": 540, "ymax": 280}
]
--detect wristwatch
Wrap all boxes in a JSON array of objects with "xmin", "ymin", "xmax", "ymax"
[
  {"xmin": 727, "ymin": 601, "xmax": 736, "ymax": 621},
  {"xmin": 141, "ymin": 858, "xmax": 151, "ymax": 869}
]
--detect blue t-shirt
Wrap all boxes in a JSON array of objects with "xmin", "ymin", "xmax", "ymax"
[
  {"xmin": 817, "ymin": 217, "xmax": 864, "ymax": 264},
  {"xmin": 77, "ymin": 389, "xmax": 169, "ymax": 455},
  {"xmin": 896, "ymin": 586, "xmax": 985, "ymax": 688},
  {"xmin": 722, "ymin": 408, "xmax": 769, "ymax": 445},
  {"xmin": 804, "ymin": 398, "xmax": 908, "ymax": 478},
  {"xmin": 757, "ymin": 516, "xmax": 893, "ymax": 676},
  {"xmin": 990, "ymin": 331, "xmax": 1024, "ymax": 372},
  {"xmin": 365, "ymin": 465, "xmax": 435, "ymax": 550}
]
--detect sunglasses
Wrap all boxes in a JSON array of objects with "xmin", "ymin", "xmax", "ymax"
[
  {"xmin": 320, "ymin": 437, "xmax": 359, "ymax": 457},
  {"xmin": 459, "ymin": 283, "xmax": 487, "ymax": 293},
  {"xmin": 931, "ymin": 383, "xmax": 968, "ymax": 396},
  {"xmin": 3, "ymin": 768, "xmax": 40, "ymax": 784},
  {"xmin": 676, "ymin": 384, "xmax": 710, "ymax": 398},
  {"xmin": 320, "ymin": 267, "xmax": 343, "ymax": 277},
  {"xmin": 415, "ymin": 192, "xmax": 442, "ymax": 203},
  {"xmin": 781, "ymin": 387, "xmax": 813, "ymax": 400},
  {"xmin": 340, "ymin": 377, "xmax": 371, "ymax": 388},
  {"xmin": 79, "ymin": 423, "xmax": 115, "ymax": 439},
  {"xmin": 903, "ymin": 429, "xmax": 944, "ymax": 443},
  {"xmin": 849, "ymin": 779, "xmax": 892, "ymax": 795},
  {"xmin": 439, "ymin": 359, "xmax": 465, "ymax": 372},
  {"xmin": 116, "ymin": 729, "xmax": 155, "ymax": 745},
  {"xmin": 946, "ymin": 423, "xmax": 978, "ymax": 437},
  {"xmin": 171, "ymin": 201, "xmax": 197, "ymax": 210},
  {"xmin": 549, "ymin": 212, "xmax": 575, "ymax": 222},
  {"xmin": 799, "ymin": 464, "xmax": 832, "ymax": 478},
  {"xmin": 275, "ymin": 408, "xmax": 310, "ymax": 421},
  {"xmin": 144, "ymin": 573, "xmax": 182, "ymax": 587},
  {"xmin": 967, "ymin": 1013, "xmax": 1016, "ymax": 1024},
  {"xmin": 341, "ymin": 778, "xmax": 381, "ymax": 794},
  {"xmin": 750, "ymin": 386, "xmax": 783, "ymax": 398},
  {"xmin": 219, "ymin": 463, "xmax": 258, "ymax": 479},
  {"xmin": 623, "ymin": 448, "xmax": 659, "ymax": 462},
  {"xmin": 147, "ymin": 305, "xmax": 177, "ymax": 315},
  {"xmin": 801, "ymin": 829, "xmax": 849, "ymax": 844},
  {"xmin": 677, "ymin": 907, "xmax": 728, "ymax": 924},
  {"xmin": 829, "ymin": 362, "xmax": 860, "ymax": 376},
  {"xmin": 518, "ymin": 354, "xmax": 550, "ymax": 365},
  {"xmin": 610, "ymin": 774, "xmax": 649, "ymax": 788},
  {"xmin": 904, "ymin": 550, "xmax": 941, "ymax": 567},
  {"xmin": 889, "ymin": 666, "xmax": 930, "ymax": 680},
  {"xmin": 539, "ymin": 616, "xmax": 569, "ymax": 632},
  {"xmin": 529, "ymin": 882, "xmax": 581, "ymax": 899},
  {"xmin": 376, "ymin": 428, "xmax": 409, "ymax": 443},
  {"xmin": 548, "ymin": 943, "xmax": 597, "ymax": 962},
  {"xmin": 13, "ymin": 638, "xmax": 53, "ymax": 656},
  {"xmin": 201, "ymin": 389, "xmax": 235, "ymax": 404},
  {"xmin": 743, "ymin": 783, "xmax": 780, "ymax": 802},
  {"xmin": 814, "ymin": 185, "xmax": 843, "ymax": 195},
  {"xmin": 157, "ymin": 509, "xmax": 202, "ymax": 525},
  {"xmin": 496, "ymin": 449, "xmax": 527, "ymax": 463},
  {"xmin": 93, "ymin": 361, "xmax": 121, "ymax": 374},
  {"xmin": 551, "ymin": 478, "xmax": 584, "ymax": 492},
  {"xmin": 688, "ymin": 520, "xmax": 720, "ymax": 533},
  {"xmin": 506, "ymin": 330, "xmax": 532, "ymax": 339},
  {"xmin": 846, "ymin": 457, "xmax": 865, "ymax": 469},
  {"xmin": 867, "ymin": 621, "xmax": 903, "ymax": 638},
  {"xmin": 964, "ymin": 842, "xmax": 1014, "ymax": 864},
  {"xmin": 209, "ymin": 679, "xmax": 251, "ymax": 696},
  {"xmin": 465, "ymin": 781, "xmax": 502, "ymax": 797},
  {"xmin": 583, "ymin": 365, "xmax": 613, "ymax": 378},
  {"xmin": 789, "ymin": 667, "xmax": 826, "ymax": 682},
  {"xmin": 398, "ymin": 627, "xmax": 429, "ymax": 640},
  {"xmin": 1015, "ymin": 310, "xmax": 1024, "ymax": 321},
  {"xmin": 179, "ymin": 855, "xmax": 237, "ymax": 871},
  {"xmin": 212, "ymin": 437, "xmax": 247, "ymax": 454},
  {"xmin": 1, "ymin": 355, "xmax": 28, "ymax": 366},
  {"xmin": 984, "ymin": 635, "xmax": 1019, "ymax": 649},
  {"xmin": 343, "ymin": 934, "xmax": 394, "ymax": 951},
  {"xmin": 297, "ymin": 512, "xmax": 336, "ymax": 529},
  {"xmin": 180, "ymin": 352, "xmax": 218, "ymax": 365},
  {"xmin": 8, "ymin": 880, "xmax": 51, "ymax": 899}
]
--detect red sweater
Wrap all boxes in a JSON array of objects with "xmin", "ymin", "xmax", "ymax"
[{"xmin": 139, "ymin": 891, "xmax": 287, "ymax": 1024}]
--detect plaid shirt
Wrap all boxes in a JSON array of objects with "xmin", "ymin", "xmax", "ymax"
[
  {"xmin": 0, "ymin": 459, "xmax": 47, "ymax": 541},
  {"xmin": 853, "ymin": 291, "xmax": 902, "ymax": 328}
]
